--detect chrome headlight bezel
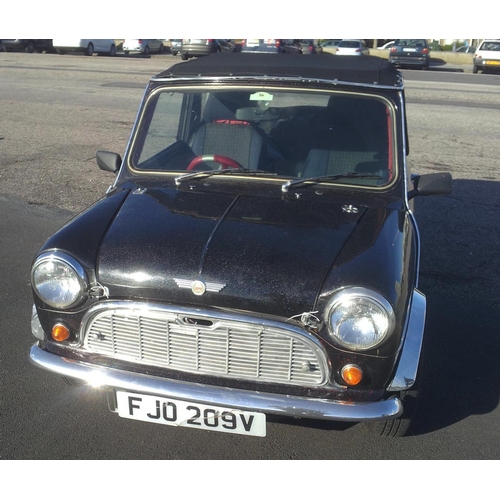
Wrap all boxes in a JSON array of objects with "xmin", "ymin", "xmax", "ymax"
[
  {"xmin": 31, "ymin": 252, "xmax": 88, "ymax": 309},
  {"xmin": 325, "ymin": 287, "xmax": 395, "ymax": 351}
]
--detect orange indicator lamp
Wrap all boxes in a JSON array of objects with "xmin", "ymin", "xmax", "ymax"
[
  {"xmin": 52, "ymin": 324, "xmax": 70, "ymax": 342},
  {"xmin": 341, "ymin": 364, "xmax": 363, "ymax": 386}
]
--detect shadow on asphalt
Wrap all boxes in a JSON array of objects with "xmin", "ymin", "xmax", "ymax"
[
  {"xmin": 411, "ymin": 179, "xmax": 500, "ymax": 436},
  {"xmin": 429, "ymin": 58, "xmax": 466, "ymax": 72},
  {"xmin": 117, "ymin": 52, "xmax": 171, "ymax": 59}
]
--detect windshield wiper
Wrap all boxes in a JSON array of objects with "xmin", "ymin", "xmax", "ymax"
[
  {"xmin": 281, "ymin": 173, "xmax": 382, "ymax": 193},
  {"xmin": 175, "ymin": 168, "xmax": 277, "ymax": 186}
]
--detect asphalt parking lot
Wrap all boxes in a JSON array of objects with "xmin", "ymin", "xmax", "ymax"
[{"xmin": 0, "ymin": 51, "xmax": 499, "ymax": 461}]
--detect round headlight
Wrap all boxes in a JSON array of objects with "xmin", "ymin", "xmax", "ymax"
[
  {"xmin": 32, "ymin": 252, "xmax": 88, "ymax": 309},
  {"xmin": 326, "ymin": 287, "xmax": 395, "ymax": 351}
]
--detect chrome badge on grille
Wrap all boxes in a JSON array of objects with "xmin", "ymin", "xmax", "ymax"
[{"xmin": 173, "ymin": 278, "xmax": 227, "ymax": 296}]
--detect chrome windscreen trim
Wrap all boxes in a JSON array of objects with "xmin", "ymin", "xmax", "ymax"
[{"xmin": 150, "ymin": 75, "xmax": 404, "ymax": 91}]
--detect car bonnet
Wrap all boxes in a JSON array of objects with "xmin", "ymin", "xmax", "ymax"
[{"xmin": 96, "ymin": 186, "xmax": 367, "ymax": 318}]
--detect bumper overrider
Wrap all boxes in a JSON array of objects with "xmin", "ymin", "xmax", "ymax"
[{"xmin": 29, "ymin": 290, "xmax": 426, "ymax": 423}]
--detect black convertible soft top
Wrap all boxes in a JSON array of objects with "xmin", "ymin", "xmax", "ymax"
[{"xmin": 155, "ymin": 52, "xmax": 402, "ymax": 88}]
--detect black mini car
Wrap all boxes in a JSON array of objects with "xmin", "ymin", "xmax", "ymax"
[{"xmin": 29, "ymin": 53, "xmax": 452, "ymax": 438}]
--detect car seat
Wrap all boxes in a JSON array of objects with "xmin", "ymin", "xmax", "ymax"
[
  {"xmin": 300, "ymin": 95, "xmax": 392, "ymax": 184},
  {"xmin": 189, "ymin": 92, "xmax": 269, "ymax": 170}
]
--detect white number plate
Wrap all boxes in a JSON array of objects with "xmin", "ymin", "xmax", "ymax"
[
  {"xmin": 116, "ymin": 391, "xmax": 266, "ymax": 437},
  {"xmin": 403, "ymin": 48, "xmax": 417, "ymax": 52}
]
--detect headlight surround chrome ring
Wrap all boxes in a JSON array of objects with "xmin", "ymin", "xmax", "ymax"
[
  {"xmin": 325, "ymin": 287, "xmax": 395, "ymax": 351},
  {"xmin": 31, "ymin": 252, "xmax": 88, "ymax": 309}
]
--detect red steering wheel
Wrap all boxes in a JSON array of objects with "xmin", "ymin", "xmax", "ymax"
[{"xmin": 187, "ymin": 154, "xmax": 243, "ymax": 171}]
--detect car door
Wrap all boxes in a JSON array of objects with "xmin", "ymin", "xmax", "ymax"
[
  {"xmin": 91, "ymin": 39, "xmax": 104, "ymax": 52},
  {"xmin": 95, "ymin": 39, "xmax": 113, "ymax": 53}
]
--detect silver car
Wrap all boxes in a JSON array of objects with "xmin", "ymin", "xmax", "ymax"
[
  {"xmin": 170, "ymin": 39, "xmax": 182, "ymax": 56},
  {"xmin": 52, "ymin": 39, "xmax": 116, "ymax": 56},
  {"xmin": 123, "ymin": 39, "xmax": 165, "ymax": 55},
  {"xmin": 318, "ymin": 39, "xmax": 342, "ymax": 54},
  {"xmin": 180, "ymin": 39, "xmax": 235, "ymax": 60}
]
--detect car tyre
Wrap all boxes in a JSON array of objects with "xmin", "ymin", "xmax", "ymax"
[
  {"xmin": 109, "ymin": 44, "xmax": 116, "ymax": 56},
  {"xmin": 181, "ymin": 53, "xmax": 188, "ymax": 60},
  {"xmin": 144, "ymin": 45, "xmax": 150, "ymax": 56},
  {"xmin": 85, "ymin": 43, "xmax": 94, "ymax": 56},
  {"xmin": 366, "ymin": 346, "xmax": 425, "ymax": 437},
  {"xmin": 366, "ymin": 389, "xmax": 419, "ymax": 437},
  {"xmin": 158, "ymin": 43, "xmax": 164, "ymax": 54},
  {"xmin": 473, "ymin": 65, "xmax": 479, "ymax": 74},
  {"xmin": 172, "ymin": 51, "xmax": 178, "ymax": 56}
]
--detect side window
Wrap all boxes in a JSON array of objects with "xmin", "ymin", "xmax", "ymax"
[
  {"xmin": 137, "ymin": 92, "xmax": 183, "ymax": 165},
  {"xmin": 132, "ymin": 91, "xmax": 204, "ymax": 170}
]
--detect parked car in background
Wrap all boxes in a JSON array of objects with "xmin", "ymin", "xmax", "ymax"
[
  {"xmin": 335, "ymin": 39, "xmax": 369, "ymax": 56},
  {"xmin": 29, "ymin": 52, "xmax": 452, "ymax": 439},
  {"xmin": 389, "ymin": 39, "xmax": 430, "ymax": 69},
  {"xmin": 123, "ymin": 39, "xmax": 164, "ymax": 55},
  {"xmin": 1, "ymin": 39, "xmax": 54, "ymax": 53},
  {"xmin": 473, "ymin": 39, "xmax": 500, "ymax": 73},
  {"xmin": 238, "ymin": 39, "xmax": 309, "ymax": 54},
  {"xmin": 239, "ymin": 39, "xmax": 282, "ymax": 53},
  {"xmin": 377, "ymin": 41, "xmax": 395, "ymax": 50},
  {"xmin": 318, "ymin": 39, "xmax": 342, "ymax": 54},
  {"xmin": 52, "ymin": 39, "xmax": 116, "ymax": 56},
  {"xmin": 280, "ymin": 39, "xmax": 304, "ymax": 54},
  {"xmin": 170, "ymin": 39, "xmax": 182, "ymax": 56},
  {"xmin": 298, "ymin": 39, "xmax": 319, "ymax": 54},
  {"xmin": 456, "ymin": 45, "xmax": 476, "ymax": 53},
  {"xmin": 180, "ymin": 39, "xmax": 235, "ymax": 60}
]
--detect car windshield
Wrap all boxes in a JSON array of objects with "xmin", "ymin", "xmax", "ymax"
[
  {"xmin": 129, "ymin": 88, "xmax": 396, "ymax": 188},
  {"xmin": 394, "ymin": 39, "xmax": 427, "ymax": 48},
  {"xmin": 339, "ymin": 40, "xmax": 360, "ymax": 48}
]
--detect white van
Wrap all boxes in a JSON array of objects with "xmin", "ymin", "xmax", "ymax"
[{"xmin": 52, "ymin": 39, "xmax": 116, "ymax": 56}]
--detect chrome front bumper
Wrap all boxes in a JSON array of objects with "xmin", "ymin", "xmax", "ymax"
[
  {"xmin": 29, "ymin": 289, "xmax": 426, "ymax": 423},
  {"xmin": 29, "ymin": 344, "xmax": 402, "ymax": 422}
]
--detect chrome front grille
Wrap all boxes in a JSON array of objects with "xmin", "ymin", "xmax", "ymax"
[{"xmin": 82, "ymin": 303, "xmax": 328, "ymax": 387}]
